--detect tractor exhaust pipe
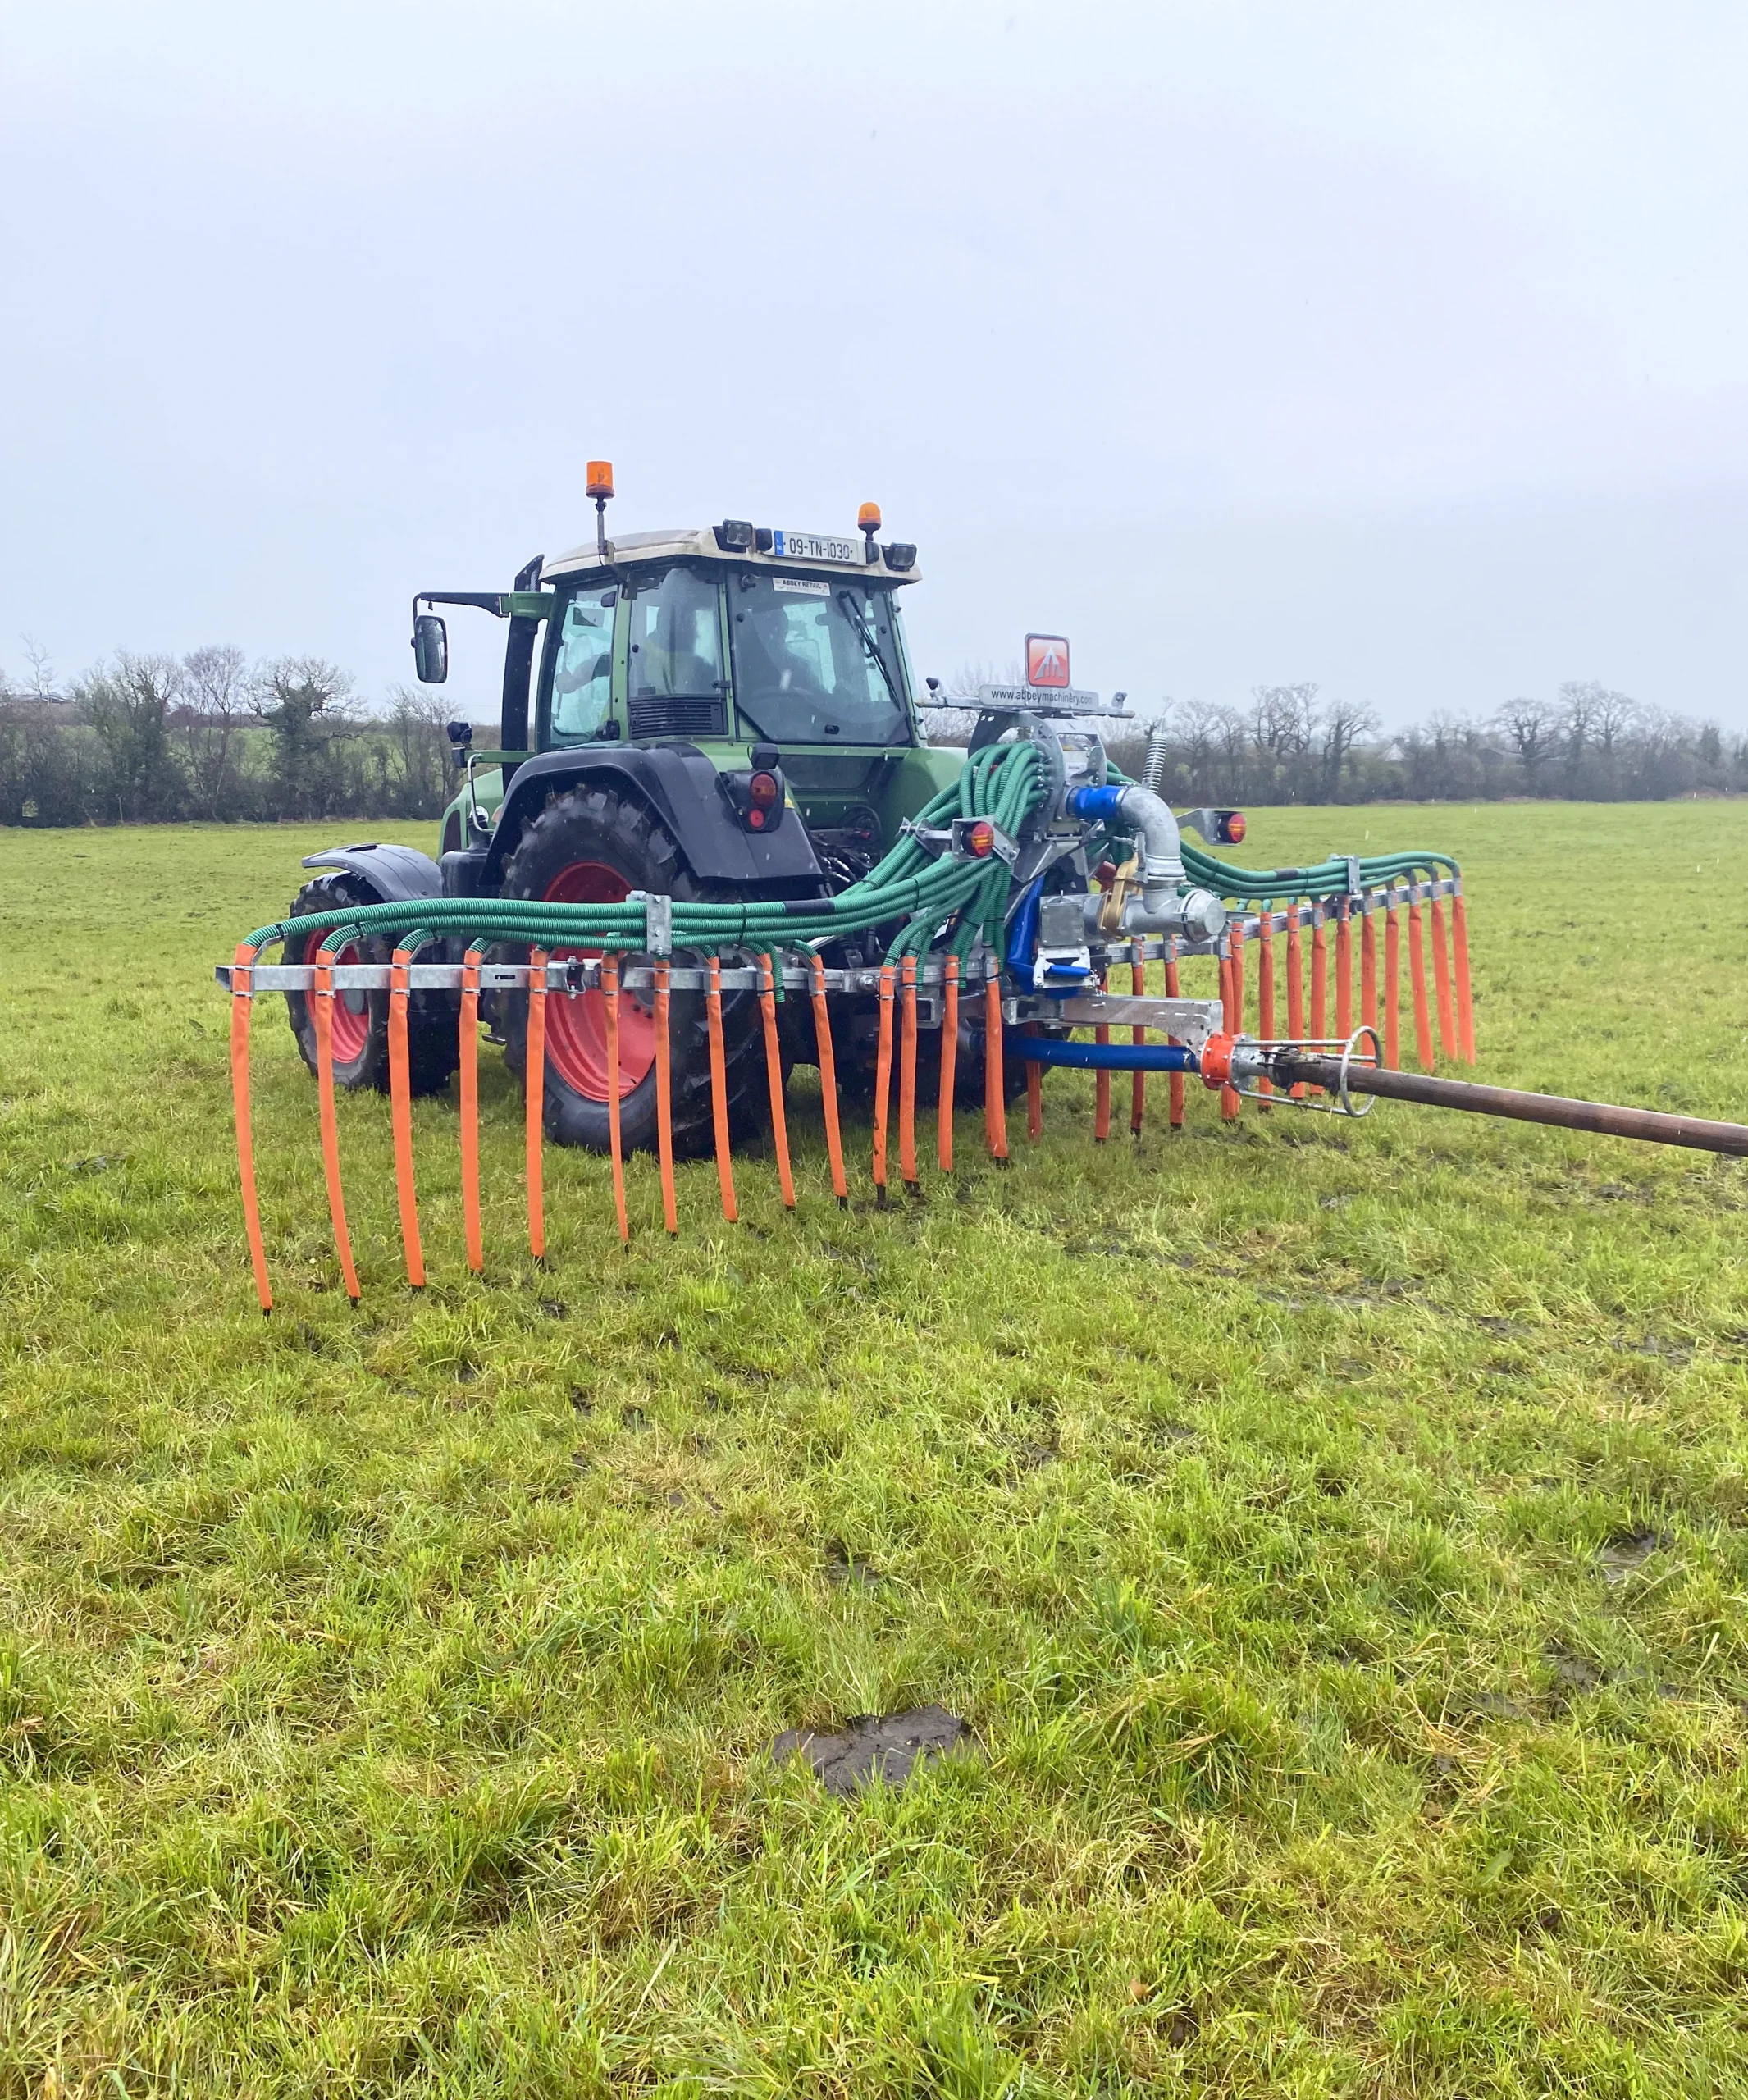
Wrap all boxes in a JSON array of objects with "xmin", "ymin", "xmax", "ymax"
[{"xmin": 1274, "ymin": 1053, "xmax": 1748, "ymax": 1158}]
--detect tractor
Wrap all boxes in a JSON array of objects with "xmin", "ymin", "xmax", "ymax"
[{"xmin": 282, "ymin": 472, "xmax": 1039, "ymax": 1155}]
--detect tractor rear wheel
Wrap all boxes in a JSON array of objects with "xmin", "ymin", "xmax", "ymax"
[
  {"xmin": 283, "ymin": 871, "xmax": 460, "ymax": 1095},
  {"xmin": 498, "ymin": 786, "xmax": 769, "ymax": 1157}
]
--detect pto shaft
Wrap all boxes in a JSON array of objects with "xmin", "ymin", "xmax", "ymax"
[{"xmin": 1275, "ymin": 1056, "xmax": 1748, "ymax": 1158}]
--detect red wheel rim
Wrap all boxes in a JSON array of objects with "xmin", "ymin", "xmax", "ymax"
[
  {"xmin": 540, "ymin": 861, "xmax": 656, "ymax": 1101},
  {"xmin": 326, "ymin": 938, "xmax": 370, "ymax": 1064}
]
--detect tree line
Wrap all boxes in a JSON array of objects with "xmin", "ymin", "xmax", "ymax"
[
  {"xmin": 996, "ymin": 674, "xmax": 1741, "ymax": 803},
  {"xmin": 0, "ymin": 646, "xmax": 463, "ymax": 827},
  {"xmin": 3, "ymin": 647, "xmax": 1743, "ymax": 824}
]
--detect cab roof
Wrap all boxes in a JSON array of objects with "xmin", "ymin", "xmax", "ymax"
[{"xmin": 541, "ymin": 527, "xmax": 920, "ymax": 587}]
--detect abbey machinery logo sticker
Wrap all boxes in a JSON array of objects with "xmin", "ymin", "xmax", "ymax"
[{"xmin": 1025, "ymin": 634, "xmax": 1070, "ymax": 688}]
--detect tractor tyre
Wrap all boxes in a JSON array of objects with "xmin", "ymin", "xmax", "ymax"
[
  {"xmin": 498, "ymin": 785, "xmax": 770, "ymax": 1157},
  {"xmin": 283, "ymin": 871, "xmax": 461, "ymax": 1096}
]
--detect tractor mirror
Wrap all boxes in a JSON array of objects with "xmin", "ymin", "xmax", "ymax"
[{"xmin": 412, "ymin": 614, "xmax": 449, "ymax": 684}]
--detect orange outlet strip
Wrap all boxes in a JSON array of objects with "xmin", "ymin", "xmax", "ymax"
[
  {"xmin": 654, "ymin": 959, "xmax": 678, "ymax": 1234},
  {"xmin": 1384, "ymin": 893, "xmax": 1402, "ymax": 1069},
  {"xmin": 312, "ymin": 945, "xmax": 361, "ymax": 1303},
  {"xmin": 459, "ymin": 949, "xmax": 483, "ymax": 1273},
  {"xmin": 984, "ymin": 977, "xmax": 1008, "ymax": 1160},
  {"xmin": 1408, "ymin": 883, "xmax": 1435, "ymax": 1071},
  {"xmin": 1452, "ymin": 889, "xmax": 1476, "ymax": 1062},
  {"xmin": 757, "ymin": 954, "xmax": 795, "ymax": 1209},
  {"xmin": 1130, "ymin": 938, "xmax": 1147, "ymax": 1134},
  {"xmin": 1430, "ymin": 890, "xmax": 1457, "ymax": 1057},
  {"xmin": 1335, "ymin": 906, "xmax": 1353, "ymax": 1041},
  {"xmin": 873, "ymin": 963, "xmax": 895, "ymax": 1191},
  {"xmin": 525, "ymin": 948, "xmax": 547, "ymax": 1258},
  {"xmin": 899, "ymin": 955, "xmax": 920, "ymax": 1185},
  {"xmin": 706, "ymin": 957, "xmax": 737, "ymax": 1223},
  {"xmin": 1360, "ymin": 906, "xmax": 1378, "ymax": 1036},
  {"xmin": 229, "ymin": 943, "xmax": 272, "ymax": 1312},
  {"xmin": 388, "ymin": 947, "xmax": 425, "ymax": 1287},
  {"xmin": 1218, "ymin": 943, "xmax": 1239, "ymax": 1121},
  {"xmin": 938, "ymin": 956, "xmax": 959, "ymax": 1173},
  {"xmin": 603, "ymin": 957, "xmax": 629, "ymax": 1243},
  {"xmin": 810, "ymin": 954, "xmax": 849, "ymax": 1201}
]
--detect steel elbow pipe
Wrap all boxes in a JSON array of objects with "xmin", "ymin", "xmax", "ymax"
[
  {"xmin": 1065, "ymin": 781, "xmax": 1186, "ymax": 900},
  {"xmin": 1093, "ymin": 885, "xmax": 1226, "ymax": 943}
]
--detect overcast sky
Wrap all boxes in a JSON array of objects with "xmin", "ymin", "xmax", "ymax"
[{"xmin": 3, "ymin": 0, "xmax": 1745, "ymax": 728}]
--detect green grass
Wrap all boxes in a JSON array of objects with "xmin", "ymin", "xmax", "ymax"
[{"xmin": 2, "ymin": 803, "xmax": 1747, "ymax": 2098}]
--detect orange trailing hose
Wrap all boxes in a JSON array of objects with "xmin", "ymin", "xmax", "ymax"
[
  {"xmin": 388, "ymin": 946, "xmax": 426, "ymax": 1288},
  {"xmin": 899, "ymin": 954, "xmax": 920, "ymax": 1185},
  {"xmin": 873, "ymin": 962, "xmax": 895, "ymax": 1193},
  {"xmin": 1452, "ymin": 885, "xmax": 1476, "ymax": 1062},
  {"xmin": 1310, "ymin": 902, "xmax": 1327, "ymax": 1042},
  {"xmin": 1384, "ymin": 889, "xmax": 1402, "ymax": 1069},
  {"xmin": 1218, "ymin": 940, "xmax": 1244, "ymax": 1116},
  {"xmin": 1335, "ymin": 903, "xmax": 1353, "ymax": 1042},
  {"xmin": 654, "ymin": 957, "xmax": 678, "ymax": 1234},
  {"xmin": 1256, "ymin": 907, "xmax": 1276, "ymax": 1109},
  {"xmin": 1308, "ymin": 902, "xmax": 1328, "ymax": 1096},
  {"xmin": 1360, "ymin": 902, "xmax": 1378, "ymax": 1036},
  {"xmin": 603, "ymin": 956, "xmax": 629, "ymax": 1243},
  {"xmin": 1408, "ymin": 880, "xmax": 1435, "ymax": 1071},
  {"xmin": 1163, "ymin": 938, "xmax": 1184, "ymax": 1130},
  {"xmin": 1026, "ymin": 1056, "xmax": 1043, "ymax": 1140},
  {"xmin": 459, "ymin": 947, "xmax": 484, "ymax": 1274},
  {"xmin": 1430, "ymin": 887, "xmax": 1457, "ymax": 1057},
  {"xmin": 525, "ymin": 947, "xmax": 548, "ymax": 1259},
  {"xmin": 937, "ymin": 955, "xmax": 959, "ymax": 1173},
  {"xmin": 757, "ymin": 954, "xmax": 795, "ymax": 1209},
  {"xmin": 1285, "ymin": 903, "xmax": 1306, "ymax": 1101},
  {"xmin": 229, "ymin": 943, "xmax": 272, "ymax": 1313},
  {"xmin": 312, "ymin": 943, "xmax": 361, "ymax": 1303},
  {"xmin": 984, "ymin": 975, "xmax": 1009, "ymax": 1161},
  {"xmin": 706, "ymin": 956, "xmax": 737, "ymax": 1224},
  {"xmin": 810, "ymin": 953, "xmax": 849, "ymax": 1202},
  {"xmin": 1230, "ymin": 915, "xmax": 1246, "ymax": 1034},
  {"xmin": 1129, "ymin": 938, "xmax": 1146, "ymax": 1134}
]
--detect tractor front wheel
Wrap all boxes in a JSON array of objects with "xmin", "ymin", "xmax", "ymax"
[{"xmin": 498, "ymin": 786, "xmax": 769, "ymax": 1156}]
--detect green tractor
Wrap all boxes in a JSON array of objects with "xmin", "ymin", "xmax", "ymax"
[{"xmin": 284, "ymin": 475, "xmax": 976, "ymax": 1154}]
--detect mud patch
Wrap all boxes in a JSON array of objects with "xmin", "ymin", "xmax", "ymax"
[
  {"xmin": 1595, "ymin": 1529, "xmax": 1671, "ymax": 1584},
  {"xmin": 772, "ymin": 1705, "xmax": 979, "ymax": 1796}
]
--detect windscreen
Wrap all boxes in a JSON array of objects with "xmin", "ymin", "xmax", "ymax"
[{"xmin": 728, "ymin": 573, "xmax": 911, "ymax": 746}]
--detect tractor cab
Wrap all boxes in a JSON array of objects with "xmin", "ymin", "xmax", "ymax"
[{"xmin": 417, "ymin": 478, "xmax": 957, "ymax": 888}]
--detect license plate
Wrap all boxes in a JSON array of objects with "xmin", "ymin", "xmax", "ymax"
[{"xmin": 770, "ymin": 530, "xmax": 859, "ymax": 563}]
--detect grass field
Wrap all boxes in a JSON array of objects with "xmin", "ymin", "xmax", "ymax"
[{"xmin": 2, "ymin": 803, "xmax": 1747, "ymax": 2098}]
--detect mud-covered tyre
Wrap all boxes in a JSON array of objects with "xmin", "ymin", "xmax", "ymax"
[
  {"xmin": 498, "ymin": 785, "xmax": 770, "ymax": 1157},
  {"xmin": 283, "ymin": 871, "xmax": 460, "ymax": 1096}
]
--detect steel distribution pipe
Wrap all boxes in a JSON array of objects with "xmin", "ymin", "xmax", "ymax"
[{"xmin": 1276, "ymin": 1056, "xmax": 1748, "ymax": 1158}]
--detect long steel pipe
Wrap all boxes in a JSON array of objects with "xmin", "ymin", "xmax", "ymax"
[{"xmin": 1276, "ymin": 1056, "xmax": 1748, "ymax": 1157}]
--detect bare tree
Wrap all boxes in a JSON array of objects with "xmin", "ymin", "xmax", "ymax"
[
  {"xmin": 1251, "ymin": 682, "xmax": 1318, "ymax": 759},
  {"xmin": 20, "ymin": 636, "xmax": 59, "ymax": 703},
  {"xmin": 75, "ymin": 651, "xmax": 185, "ymax": 820},
  {"xmin": 179, "ymin": 644, "xmax": 250, "ymax": 819},
  {"xmin": 1319, "ymin": 696, "xmax": 1379, "ymax": 797},
  {"xmin": 1495, "ymin": 696, "xmax": 1563, "ymax": 792},
  {"xmin": 252, "ymin": 656, "xmax": 358, "ymax": 820}
]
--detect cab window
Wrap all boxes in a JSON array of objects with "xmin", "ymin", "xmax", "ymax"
[
  {"xmin": 628, "ymin": 564, "xmax": 723, "ymax": 699},
  {"xmin": 548, "ymin": 587, "xmax": 617, "ymax": 742}
]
